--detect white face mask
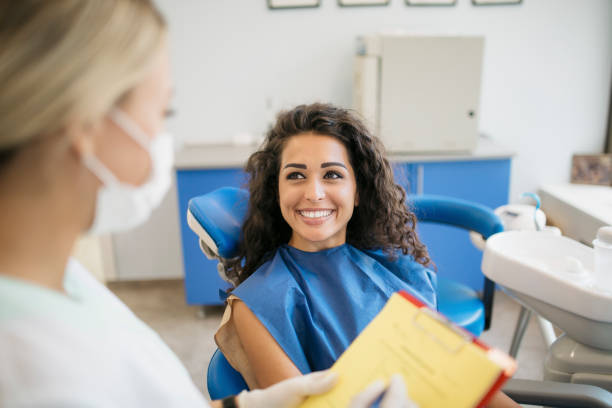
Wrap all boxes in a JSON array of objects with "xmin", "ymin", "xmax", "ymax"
[{"xmin": 84, "ymin": 109, "xmax": 174, "ymax": 235}]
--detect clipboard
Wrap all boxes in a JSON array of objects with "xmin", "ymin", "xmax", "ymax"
[{"xmin": 300, "ymin": 291, "xmax": 517, "ymax": 408}]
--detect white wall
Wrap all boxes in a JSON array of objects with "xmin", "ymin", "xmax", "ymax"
[{"xmin": 156, "ymin": 0, "xmax": 612, "ymax": 200}]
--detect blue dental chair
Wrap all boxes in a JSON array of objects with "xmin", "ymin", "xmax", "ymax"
[{"xmin": 187, "ymin": 187, "xmax": 504, "ymax": 400}]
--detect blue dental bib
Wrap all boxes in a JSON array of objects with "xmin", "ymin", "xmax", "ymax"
[{"xmin": 232, "ymin": 243, "xmax": 437, "ymax": 373}]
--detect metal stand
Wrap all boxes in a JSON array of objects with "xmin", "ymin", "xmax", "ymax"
[
  {"xmin": 509, "ymin": 305, "xmax": 532, "ymax": 358},
  {"xmin": 196, "ymin": 305, "xmax": 208, "ymax": 319},
  {"xmin": 508, "ymin": 304, "xmax": 558, "ymax": 358}
]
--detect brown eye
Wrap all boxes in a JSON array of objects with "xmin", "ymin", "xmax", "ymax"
[
  {"xmin": 287, "ymin": 172, "xmax": 305, "ymax": 180},
  {"xmin": 324, "ymin": 170, "xmax": 342, "ymax": 179}
]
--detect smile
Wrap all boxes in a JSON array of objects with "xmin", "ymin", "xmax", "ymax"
[{"xmin": 297, "ymin": 209, "xmax": 334, "ymax": 219}]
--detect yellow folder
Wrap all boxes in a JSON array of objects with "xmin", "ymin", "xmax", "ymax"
[{"xmin": 300, "ymin": 291, "xmax": 516, "ymax": 408}]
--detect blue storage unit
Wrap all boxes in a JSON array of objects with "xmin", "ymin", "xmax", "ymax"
[
  {"xmin": 406, "ymin": 160, "xmax": 510, "ymax": 291},
  {"xmin": 176, "ymin": 168, "xmax": 247, "ymax": 305},
  {"xmin": 177, "ymin": 157, "xmax": 511, "ymax": 305}
]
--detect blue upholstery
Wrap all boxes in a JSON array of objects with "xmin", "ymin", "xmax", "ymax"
[
  {"xmin": 207, "ymin": 349, "xmax": 248, "ymax": 399},
  {"xmin": 187, "ymin": 188, "xmax": 504, "ymax": 399},
  {"xmin": 408, "ymin": 194, "xmax": 504, "ymax": 335},
  {"xmin": 188, "ymin": 187, "xmax": 248, "ymax": 259},
  {"xmin": 437, "ymin": 277, "xmax": 485, "ymax": 336},
  {"xmin": 408, "ymin": 194, "xmax": 504, "ymax": 241}
]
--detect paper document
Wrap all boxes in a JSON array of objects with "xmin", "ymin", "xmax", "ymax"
[{"xmin": 300, "ymin": 291, "xmax": 516, "ymax": 408}]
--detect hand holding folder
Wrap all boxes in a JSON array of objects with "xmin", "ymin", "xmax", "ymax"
[{"xmin": 300, "ymin": 291, "xmax": 517, "ymax": 408}]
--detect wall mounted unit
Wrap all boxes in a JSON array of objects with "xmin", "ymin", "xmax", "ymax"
[{"xmin": 354, "ymin": 34, "xmax": 485, "ymax": 153}]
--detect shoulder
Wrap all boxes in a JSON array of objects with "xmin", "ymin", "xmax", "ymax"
[
  {"xmin": 360, "ymin": 246, "xmax": 422, "ymax": 270},
  {"xmin": 231, "ymin": 248, "xmax": 306, "ymax": 329},
  {"xmin": 361, "ymin": 246, "xmax": 430, "ymax": 271},
  {"xmin": 361, "ymin": 247, "xmax": 437, "ymax": 308},
  {"xmin": 234, "ymin": 247, "xmax": 299, "ymax": 294},
  {"xmin": 65, "ymin": 258, "xmax": 138, "ymax": 317}
]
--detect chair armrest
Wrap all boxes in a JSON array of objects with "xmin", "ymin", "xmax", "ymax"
[
  {"xmin": 503, "ymin": 378, "xmax": 612, "ymax": 408},
  {"xmin": 408, "ymin": 194, "xmax": 504, "ymax": 239}
]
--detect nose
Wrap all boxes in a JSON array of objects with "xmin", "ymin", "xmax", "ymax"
[{"xmin": 304, "ymin": 178, "xmax": 325, "ymax": 202}]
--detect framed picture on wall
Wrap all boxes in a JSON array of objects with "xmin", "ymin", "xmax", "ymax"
[
  {"xmin": 571, "ymin": 154, "xmax": 612, "ymax": 186},
  {"xmin": 406, "ymin": 0, "xmax": 456, "ymax": 6},
  {"xmin": 472, "ymin": 0, "xmax": 521, "ymax": 5},
  {"xmin": 339, "ymin": 0, "xmax": 390, "ymax": 6},
  {"xmin": 268, "ymin": 0, "xmax": 320, "ymax": 9}
]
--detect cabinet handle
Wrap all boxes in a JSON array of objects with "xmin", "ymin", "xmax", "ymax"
[{"xmin": 417, "ymin": 164, "xmax": 424, "ymax": 195}]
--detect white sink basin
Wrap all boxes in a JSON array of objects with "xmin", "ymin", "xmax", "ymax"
[{"xmin": 482, "ymin": 231, "xmax": 612, "ymax": 350}]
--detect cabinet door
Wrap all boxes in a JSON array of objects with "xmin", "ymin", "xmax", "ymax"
[
  {"xmin": 416, "ymin": 160, "xmax": 510, "ymax": 291},
  {"xmin": 176, "ymin": 168, "xmax": 247, "ymax": 305}
]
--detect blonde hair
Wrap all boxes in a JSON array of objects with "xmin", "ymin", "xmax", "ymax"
[{"xmin": 0, "ymin": 0, "xmax": 166, "ymax": 154}]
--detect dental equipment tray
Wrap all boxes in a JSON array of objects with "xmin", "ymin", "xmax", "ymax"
[{"xmin": 482, "ymin": 231, "xmax": 612, "ymax": 350}]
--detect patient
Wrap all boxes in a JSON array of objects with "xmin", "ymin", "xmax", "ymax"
[{"xmin": 215, "ymin": 103, "xmax": 518, "ymax": 408}]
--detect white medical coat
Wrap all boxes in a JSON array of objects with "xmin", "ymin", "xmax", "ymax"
[{"xmin": 0, "ymin": 258, "xmax": 210, "ymax": 407}]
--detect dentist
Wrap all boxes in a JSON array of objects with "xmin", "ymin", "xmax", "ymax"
[{"xmin": 0, "ymin": 1, "xmax": 409, "ymax": 407}]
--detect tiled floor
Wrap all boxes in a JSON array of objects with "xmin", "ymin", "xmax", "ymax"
[{"xmin": 108, "ymin": 280, "xmax": 548, "ymax": 403}]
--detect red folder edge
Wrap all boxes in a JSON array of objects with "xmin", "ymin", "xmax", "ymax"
[{"xmin": 397, "ymin": 290, "xmax": 514, "ymax": 408}]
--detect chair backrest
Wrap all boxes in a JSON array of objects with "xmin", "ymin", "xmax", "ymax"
[{"xmin": 407, "ymin": 194, "xmax": 504, "ymax": 330}]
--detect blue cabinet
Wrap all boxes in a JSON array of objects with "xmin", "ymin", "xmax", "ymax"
[
  {"xmin": 178, "ymin": 158, "xmax": 510, "ymax": 305},
  {"xmin": 176, "ymin": 169, "xmax": 247, "ymax": 305},
  {"xmin": 394, "ymin": 159, "xmax": 511, "ymax": 291}
]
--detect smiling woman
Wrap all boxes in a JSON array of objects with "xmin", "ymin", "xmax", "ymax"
[
  {"xmin": 227, "ymin": 103, "xmax": 431, "ymax": 286},
  {"xmin": 211, "ymin": 103, "xmax": 520, "ymax": 408},
  {"xmin": 214, "ymin": 103, "xmax": 437, "ymax": 389}
]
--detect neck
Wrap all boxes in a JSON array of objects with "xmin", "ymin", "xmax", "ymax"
[
  {"xmin": 0, "ymin": 213, "xmax": 74, "ymax": 293},
  {"xmin": 0, "ymin": 141, "xmax": 96, "ymax": 293},
  {"xmin": 288, "ymin": 232, "xmax": 347, "ymax": 253}
]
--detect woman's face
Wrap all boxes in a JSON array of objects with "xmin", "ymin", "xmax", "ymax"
[{"xmin": 278, "ymin": 132, "xmax": 358, "ymax": 252}]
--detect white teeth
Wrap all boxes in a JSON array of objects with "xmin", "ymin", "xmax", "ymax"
[{"xmin": 299, "ymin": 210, "xmax": 333, "ymax": 218}]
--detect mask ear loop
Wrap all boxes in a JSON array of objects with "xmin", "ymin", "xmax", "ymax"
[
  {"xmin": 109, "ymin": 108, "xmax": 152, "ymax": 149},
  {"xmin": 82, "ymin": 153, "xmax": 120, "ymax": 187},
  {"xmin": 84, "ymin": 108, "xmax": 153, "ymax": 188}
]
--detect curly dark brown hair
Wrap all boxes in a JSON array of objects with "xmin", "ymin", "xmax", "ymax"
[{"xmin": 226, "ymin": 103, "xmax": 431, "ymax": 285}]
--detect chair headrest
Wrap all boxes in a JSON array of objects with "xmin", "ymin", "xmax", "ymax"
[{"xmin": 187, "ymin": 187, "xmax": 249, "ymax": 259}]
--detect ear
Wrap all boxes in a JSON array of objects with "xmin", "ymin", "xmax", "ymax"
[
  {"xmin": 354, "ymin": 189, "xmax": 359, "ymax": 207},
  {"xmin": 67, "ymin": 120, "xmax": 98, "ymax": 160}
]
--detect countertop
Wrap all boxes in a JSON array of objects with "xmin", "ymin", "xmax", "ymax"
[
  {"xmin": 539, "ymin": 183, "xmax": 612, "ymax": 227},
  {"xmin": 174, "ymin": 135, "xmax": 514, "ymax": 170},
  {"xmin": 539, "ymin": 183, "xmax": 612, "ymax": 244}
]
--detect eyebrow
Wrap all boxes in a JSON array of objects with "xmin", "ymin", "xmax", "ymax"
[
  {"xmin": 282, "ymin": 162, "xmax": 347, "ymax": 170},
  {"xmin": 283, "ymin": 163, "xmax": 307, "ymax": 169},
  {"xmin": 321, "ymin": 162, "xmax": 347, "ymax": 169}
]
